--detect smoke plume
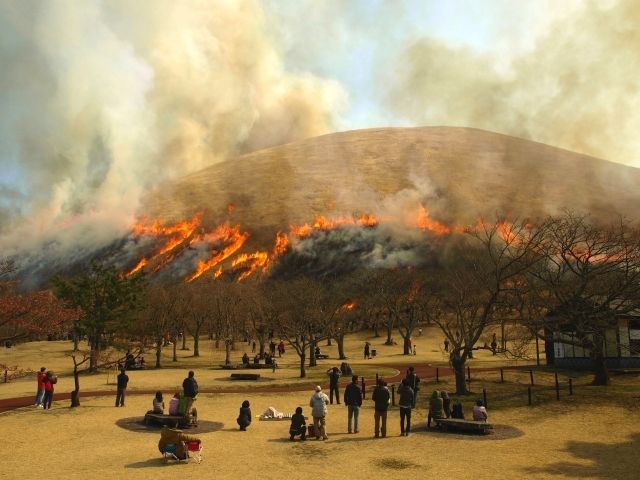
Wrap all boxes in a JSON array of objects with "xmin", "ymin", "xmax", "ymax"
[
  {"xmin": 0, "ymin": 0, "xmax": 345, "ymax": 265},
  {"xmin": 385, "ymin": 0, "xmax": 640, "ymax": 166}
]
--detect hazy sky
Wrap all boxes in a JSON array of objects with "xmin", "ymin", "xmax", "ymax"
[{"xmin": 0, "ymin": 0, "xmax": 638, "ymax": 254}]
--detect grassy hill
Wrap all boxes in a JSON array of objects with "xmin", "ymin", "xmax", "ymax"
[{"xmin": 144, "ymin": 127, "xmax": 640, "ymax": 251}]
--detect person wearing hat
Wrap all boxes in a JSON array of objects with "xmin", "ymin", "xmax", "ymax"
[{"xmin": 309, "ymin": 385, "xmax": 330, "ymax": 440}]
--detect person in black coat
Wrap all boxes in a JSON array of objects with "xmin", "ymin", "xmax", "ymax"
[
  {"xmin": 115, "ymin": 368, "xmax": 129, "ymax": 407},
  {"xmin": 327, "ymin": 367, "xmax": 341, "ymax": 404},
  {"xmin": 182, "ymin": 371, "xmax": 198, "ymax": 420},
  {"xmin": 372, "ymin": 379, "xmax": 390, "ymax": 438},
  {"xmin": 289, "ymin": 406, "xmax": 307, "ymax": 441},
  {"xmin": 237, "ymin": 400, "xmax": 252, "ymax": 431},
  {"xmin": 343, "ymin": 375, "xmax": 363, "ymax": 434},
  {"xmin": 397, "ymin": 378, "xmax": 414, "ymax": 436}
]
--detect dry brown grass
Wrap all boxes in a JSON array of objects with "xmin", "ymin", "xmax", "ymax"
[{"xmin": 1, "ymin": 328, "xmax": 639, "ymax": 479}]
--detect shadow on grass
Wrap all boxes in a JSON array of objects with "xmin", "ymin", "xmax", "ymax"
[
  {"xmin": 115, "ymin": 417, "xmax": 223, "ymax": 434},
  {"xmin": 125, "ymin": 458, "xmax": 169, "ymax": 469},
  {"xmin": 524, "ymin": 433, "xmax": 640, "ymax": 479}
]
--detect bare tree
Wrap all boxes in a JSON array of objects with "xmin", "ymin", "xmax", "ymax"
[
  {"xmin": 270, "ymin": 277, "xmax": 330, "ymax": 378},
  {"xmin": 527, "ymin": 213, "xmax": 640, "ymax": 385},
  {"xmin": 427, "ymin": 219, "xmax": 546, "ymax": 394}
]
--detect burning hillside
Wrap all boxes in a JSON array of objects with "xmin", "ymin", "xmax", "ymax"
[{"xmin": 8, "ymin": 127, "xmax": 640, "ymax": 288}]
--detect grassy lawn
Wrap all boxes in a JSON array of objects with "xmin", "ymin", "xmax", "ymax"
[{"xmin": 1, "ymin": 327, "xmax": 639, "ymax": 479}]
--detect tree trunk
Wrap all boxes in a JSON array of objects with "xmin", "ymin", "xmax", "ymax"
[
  {"xmin": 181, "ymin": 331, "xmax": 188, "ymax": 350},
  {"xmin": 193, "ymin": 330, "xmax": 200, "ymax": 357},
  {"xmin": 299, "ymin": 352, "xmax": 306, "ymax": 378},
  {"xmin": 403, "ymin": 335, "xmax": 412, "ymax": 355},
  {"xmin": 89, "ymin": 336, "xmax": 99, "ymax": 372},
  {"xmin": 451, "ymin": 354, "xmax": 468, "ymax": 395},
  {"xmin": 155, "ymin": 339, "xmax": 162, "ymax": 368},
  {"xmin": 70, "ymin": 364, "xmax": 81, "ymax": 407},
  {"xmin": 337, "ymin": 334, "xmax": 346, "ymax": 360},
  {"xmin": 225, "ymin": 340, "xmax": 232, "ymax": 365},
  {"xmin": 373, "ymin": 315, "xmax": 380, "ymax": 337},
  {"xmin": 326, "ymin": 337, "xmax": 332, "ymax": 346},
  {"xmin": 309, "ymin": 338, "xmax": 317, "ymax": 367},
  {"xmin": 591, "ymin": 335, "xmax": 610, "ymax": 386},
  {"xmin": 385, "ymin": 319, "xmax": 394, "ymax": 345}
]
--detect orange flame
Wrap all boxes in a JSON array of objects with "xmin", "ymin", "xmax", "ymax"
[
  {"xmin": 186, "ymin": 224, "xmax": 249, "ymax": 282},
  {"xmin": 414, "ymin": 205, "xmax": 459, "ymax": 235},
  {"xmin": 126, "ymin": 216, "xmax": 201, "ymax": 276}
]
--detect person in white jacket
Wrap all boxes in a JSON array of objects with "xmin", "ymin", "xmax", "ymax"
[{"xmin": 309, "ymin": 385, "xmax": 330, "ymax": 440}]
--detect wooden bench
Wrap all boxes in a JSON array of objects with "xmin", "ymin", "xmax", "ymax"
[
  {"xmin": 434, "ymin": 418, "xmax": 493, "ymax": 434},
  {"xmin": 316, "ymin": 354, "xmax": 329, "ymax": 359},
  {"xmin": 247, "ymin": 364, "xmax": 273, "ymax": 369},
  {"xmin": 219, "ymin": 363, "xmax": 246, "ymax": 370},
  {"xmin": 144, "ymin": 413, "xmax": 196, "ymax": 428},
  {"xmin": 230, "ymin": 373, "xmax": 261, "ymax": 381}
]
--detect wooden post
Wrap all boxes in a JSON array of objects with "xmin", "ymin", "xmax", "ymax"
[
  {"xmin": 3, "ymin": 369, "xmax": 7, "ymax": 383},
  {"xmin": 361, "ymin": 377, "xmax": 366, "ymax": 399},
  {"xmin": 391, "ymin": 384, "xmax": 396, "ymax": 406},
  {"xmin": 483, "ymin": 388, "xmax": 487, "ymax": 409},
  {"xmin": 555, "ymin": 372, "xmax": 560, "ymax": 400},
  {"xmin": 500, "ymin": 368, "xmax": 504, "ymax": 383},
  {"xmin": 529, "ymin": 370, "xmax": 534, "ymax": 386},
  {"xmin": 528, "ymin": 386, "xmax": 532, "ymax": 406},
  {"xmin": 569, "ymin": 378, "xmax": 573, "ymax": 396},
  {"xmin": 436, "ymin": 368, "xmax": 439, "ymax": 383},
  {"xmin": 376, "ymin": 372, "xmax": 379, "ymax": 383}
]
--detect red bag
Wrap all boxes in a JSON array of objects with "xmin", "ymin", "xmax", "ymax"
[{"xmin": 307, "ymin": 424, "xmax": 316, "ymax": 437}]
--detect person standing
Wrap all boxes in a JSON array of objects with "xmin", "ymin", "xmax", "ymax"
[
  {"xmin": 116, "ymin": 368, "xmax": 129, "ymax": 407},
  {"xmin": 372, "ymin": 379, "xmax": 390, "ymax": 438},
  {"xmin": 35, "ymin": 367, "xmax": 46, "ymax": 408},
  {"xmin": 327, "ymin": 367, "xmax": 341, "ymax": 404},
  {"xmin": 182, "ymin": 370, "xmax": 198, "ymax": 420},
  {"xmin": 397, "ymin": 379, "xmax": 414, "ymax": 436},
  {"xmin": 363, "ymin": 342, "xmax": 370, "ymax": 360},
  {"xmin": 343, "ymin": 375, "xmax": 362, "ymax": 434},
  {"xmin": 405, "ymin": 366, "xmax": 420, "ymax": 408},
  {"xmin": 309, "ymin": 385, "xmax": 330, "ymax": 440},
  {"xmin": 42, "ymin": 371, "xmax": 56, "ymax": 410},
  {"xmin": 491, "ymin": 333, "xmax": 498, "ymax": 355},
  {"xmin": 444, "ymin": 338, "xmax": 449, "ymax": 352}
]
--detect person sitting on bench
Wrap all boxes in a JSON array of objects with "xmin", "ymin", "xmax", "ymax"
[
  {"xmin": 152, "ymin": 391, "xmax": 165, "ymax": 414},
  {"xmin": 253, "ymin": 354, "xmax": 260, "ymax": 365},
  {"xmin": 472, "ymin": 399, "xmax": 488, "ymax": 422},
  {"xmin": 168, "ymin": 392, "xmax": 180, "ymax": 416},
  {"xmin": 427, "ymin": 390, "xmax": 445, "ymax": 428},
  {"xmin": 289, "ymin": 407, "xmax": 307, "ymax": 441},
  {"xmin": 242, "ymin": 353, "xmax": 250, "ymax": 365},
  {"xmin": 451, "ymin": 398, "xmax": 464, "ymax": 419}
]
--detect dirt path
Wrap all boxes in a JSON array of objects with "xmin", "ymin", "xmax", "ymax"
[{"xmin": 0, "ymin": 363, "xmax": 454, "ymax": 413}]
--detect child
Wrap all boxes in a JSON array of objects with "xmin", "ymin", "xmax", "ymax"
[
  {"xmin": 237, "ymin": 400, "xmax": 252, "ymax": 431},
  {"xmin": 289, "ymin": 407, "xmax": 306, "ymax": 441},
  {"xmin": 153, "ymin": 391, "xmax": 165, "ymax": 414}
]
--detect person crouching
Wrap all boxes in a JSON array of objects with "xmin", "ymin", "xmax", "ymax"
[
  {"xmin": 289, "ymin": 407, "xmax": 307, "ymax": 441},
  {"xmin": 237, "ymin": 400, "xmax": 252, "ymax": 431}
]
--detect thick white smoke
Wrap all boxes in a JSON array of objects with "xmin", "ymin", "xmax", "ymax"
[
  {"xmin": 0, "ymin": 0, "xmax": 346, "ymax": 263},
  {"xmin": 385, "ymin": 0, "xmax": 640, "ymax": 167}
]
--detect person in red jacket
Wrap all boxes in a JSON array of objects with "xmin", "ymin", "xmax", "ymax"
[
  {"xmin": 35, "ymin": 367, "xmax": 46, "ymax": 408},
  {"xmin": 42, "ymin": 371, "xmax": 57, "ymax": 410}
]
